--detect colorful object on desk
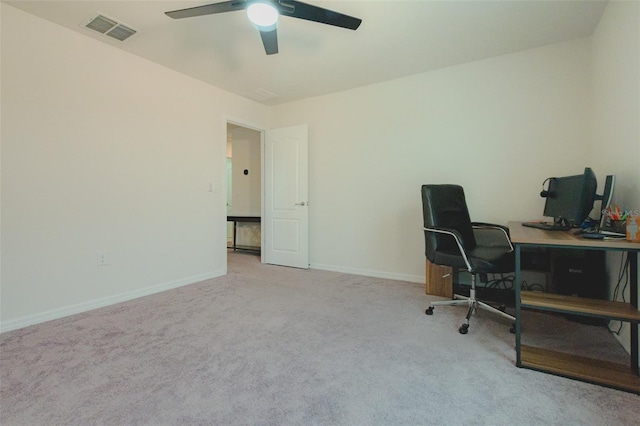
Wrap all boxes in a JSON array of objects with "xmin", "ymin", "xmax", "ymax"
[{"xmin": 606, "ymin": 204, "xmax": 627, "ymax": 221}]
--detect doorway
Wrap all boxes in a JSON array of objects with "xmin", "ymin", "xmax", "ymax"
[
  {"xmin": 225, "ymin": 121, "xmax": 309, "ymax": 269},
  {"xmin": 226, "ymin": 123, "xmax": 262, "ymax": 257}
]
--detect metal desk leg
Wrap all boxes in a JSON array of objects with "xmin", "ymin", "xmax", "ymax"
[
  {"xmin": 515, "ymin": 244, "xmax": 522, "ymax": 367},
  {"xmin": 630, "ymin": 252, "xmax": 638, "ymax": 375},
  {"xmin": 233, "ymin": 220, "xmax": 237, "ymax": 251}
]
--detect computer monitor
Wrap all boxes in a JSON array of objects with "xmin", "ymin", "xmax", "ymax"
[
  {"xmin": 542, "ymin": 167, "xmax": 598, "ymax": 228},
  {"xmin": 596, "ymin": 175, "xmax": 615, "ymax": 230}
]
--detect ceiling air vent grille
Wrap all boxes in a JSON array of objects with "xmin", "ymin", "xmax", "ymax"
[{"xmin": 85, "ymin": 14, "xmax": 137, "ymax": 42}]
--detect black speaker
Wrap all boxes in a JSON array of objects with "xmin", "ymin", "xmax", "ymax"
[{"xmin": 552, "ymin": 249, "xmax": 607, "ymax": 325}]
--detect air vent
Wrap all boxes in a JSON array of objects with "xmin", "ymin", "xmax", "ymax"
[
  {"xmin": 105, "ymin": 24, "xmax": 136, "ymax": 42},
  {"xmin": 86, "ymin": 15, "xmax": 117, "ymax": 33},
  {"xmin": 85, "ymin": 14, "xmax": 137, "ymax": 42}
]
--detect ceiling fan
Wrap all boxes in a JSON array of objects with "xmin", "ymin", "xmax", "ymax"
[{"xmin": 165, "ymin": 0, "xmax": 362, "ymax": 55}]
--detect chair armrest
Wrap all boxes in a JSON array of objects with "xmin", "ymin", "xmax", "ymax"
[
  {"xmin": 471, "ymin": 222, "xmax": 510, "ymax": 233},
  {"xmin": 423, "ymin": 226, "xmax": 473, "ymax": 271},
  {"xmin": 471, "ymin": 222, "xmax": 513, "ymax": 251}
]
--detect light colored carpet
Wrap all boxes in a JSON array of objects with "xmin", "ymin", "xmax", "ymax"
[{"xmin": 1, "ymin": 252, "xmax": 638, "ymax": 425}]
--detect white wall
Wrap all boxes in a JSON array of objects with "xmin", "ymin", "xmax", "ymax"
[
  {"xmin": 591, "ymin": 1, "xmax": 640, "ymax": 213},
  {"xmin": 270, "ymin": 38, "xmax": 593, "ymax": 282},
  {"xmin": 229, "ymin": 127, "xmax": 262, "ymax": 217},
  {"xmin": 590, "ymin": 0, "xmax": 640, "ymax": 354},
  {"xmin": 0, "ymin": 4, "xmax": 270, "ymax": 330}
]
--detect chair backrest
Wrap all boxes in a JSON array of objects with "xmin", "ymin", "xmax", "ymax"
[{"xmin": 421, "ymin": 184, "xmax": 477, "ymax": 263}]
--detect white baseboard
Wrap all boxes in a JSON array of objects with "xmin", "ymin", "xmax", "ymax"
[
  {"xmin": 0, "ymin": 270, "xmax": 226, "ymax": 334},
  {"xmin": 310, "ymin": 263, "xmax": 423, "ymax": 284}
]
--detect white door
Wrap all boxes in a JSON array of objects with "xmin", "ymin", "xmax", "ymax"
[{"xmin": 264, "ymin": 124, "xmax": 309, "ymax": 268}]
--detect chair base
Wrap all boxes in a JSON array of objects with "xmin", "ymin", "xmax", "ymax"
[{"xmin": 425, "ymin": 289, "xmax": 515, "ymax": 334}]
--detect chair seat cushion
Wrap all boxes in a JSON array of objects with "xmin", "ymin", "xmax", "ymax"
[{"xmin": 434, "ymin": 245, "xmax": 514, "ymax": 274}]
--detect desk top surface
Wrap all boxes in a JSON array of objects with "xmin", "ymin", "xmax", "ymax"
[{"xmin": 508, "ymin": 221, "xmax": 640, "ymax": 250}]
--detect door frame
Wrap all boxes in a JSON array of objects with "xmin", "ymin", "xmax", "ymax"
[{"xmin": 223, "ymin": 116, "xmax": 266, "ymax": 264}]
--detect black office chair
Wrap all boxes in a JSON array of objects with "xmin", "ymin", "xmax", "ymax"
[{"xmin": 421, "ymin": 184, "xmax": 515, "ymax": 334}]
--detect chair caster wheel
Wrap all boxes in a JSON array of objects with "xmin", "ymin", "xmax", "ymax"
[
  {"xmin": 425, "ymin": 307, "xmax": 434, "ymax": 315},
  {"xmin": 510, "ymin": 323, "xmax": 516, "ymax": 334},
  {"xmin": 459, "ymin": 324, "xmax": 469, "ymax": 334}
]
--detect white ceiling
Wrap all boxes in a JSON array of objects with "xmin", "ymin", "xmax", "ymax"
[{"xmin": 5, "ymin": 0, "xmax": 609, "ymax": 105}]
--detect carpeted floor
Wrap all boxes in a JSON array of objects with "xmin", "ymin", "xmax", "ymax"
[{"xmin": 1, "ymin": 251, "xmax": 638, "ymax": 425}]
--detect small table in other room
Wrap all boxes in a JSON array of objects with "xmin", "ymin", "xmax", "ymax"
[{"xmin": 227, "ymin": 216, "xmax": 261, "ymax": 253}]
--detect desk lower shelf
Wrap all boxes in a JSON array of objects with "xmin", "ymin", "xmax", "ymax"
[
  {"xmin": 521, "ymin": 291, "xmax": 640, "ymax": 323},
  {"xmin": 520, "ymin": 345, "xmax": 640, "ymax": 394},
  {"xmin": 519, "ymin": 290, "xmax": 640, "ymax": 393}
]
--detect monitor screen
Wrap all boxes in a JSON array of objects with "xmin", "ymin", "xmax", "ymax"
[{"xmin": 543, "ymin": 167, "xmax": 598, "ymax": 227}]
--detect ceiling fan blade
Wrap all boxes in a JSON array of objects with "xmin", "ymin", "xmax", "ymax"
[
  {"xmin": 259, "ymin": 28, "xmax": 279, "ymax": 55},
  {"xmin": 165, "ymin": 1, "xmax": 247, "ymax": 19},
  {"xmin": 277, "ymin": 0, "xmax": 362, "ymax": 30}
]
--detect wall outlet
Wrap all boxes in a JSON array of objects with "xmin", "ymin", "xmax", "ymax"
[{"xmin": 97, "ymin": 252, "xmax": 108, "ymax": 266}]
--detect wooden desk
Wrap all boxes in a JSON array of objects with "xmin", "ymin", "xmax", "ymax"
[
  {"xmin": 227, "ymin": 216, "xmax": 261, "ymax": 252},
  {"xmin": 509, "ymin": 221, "xmax": 640, "ymax": 393}
]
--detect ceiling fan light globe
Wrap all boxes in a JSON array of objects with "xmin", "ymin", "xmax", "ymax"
[{"xmin": 247, "ymin": 2, "xmax": 279, "ymax": 29}]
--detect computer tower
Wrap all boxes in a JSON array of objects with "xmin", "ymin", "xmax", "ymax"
[{"xmin": 552, "ymin": 249, "xmax": 607, "ymax": 325}]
